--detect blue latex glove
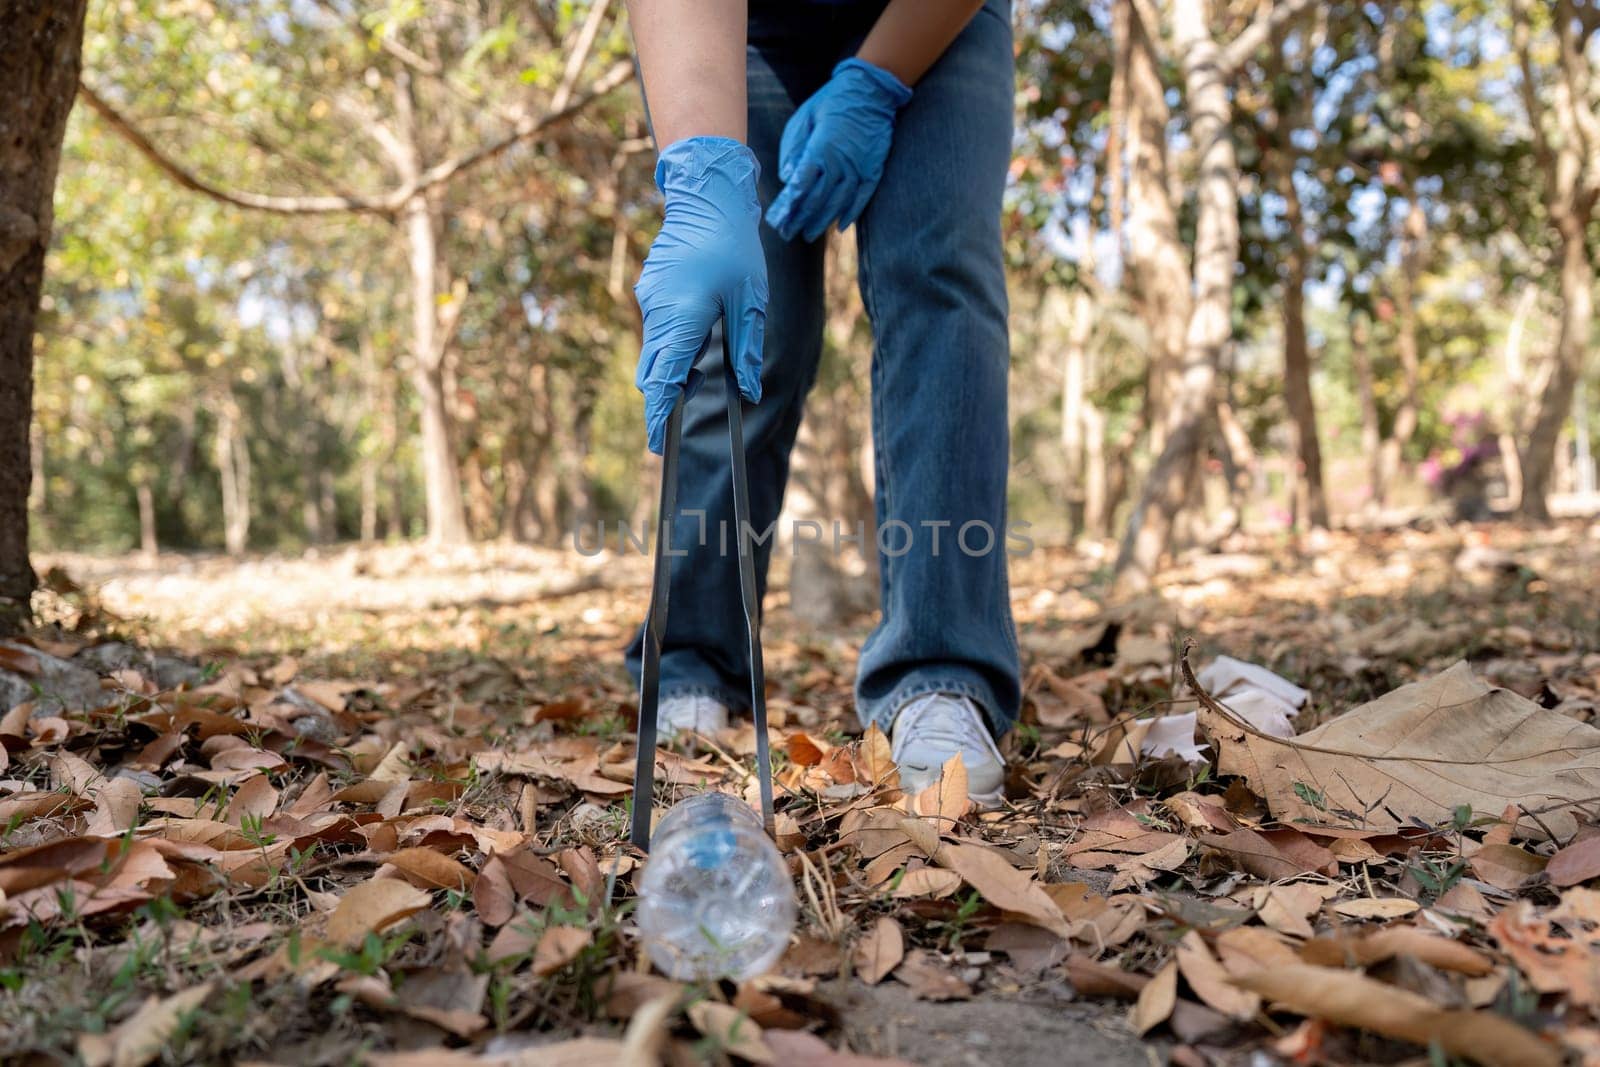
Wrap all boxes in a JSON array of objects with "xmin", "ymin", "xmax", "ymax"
[
  {"xmin": 766, "ymin": 58, "xmax": 913, "ymax": 243},
  {"xmin": 634, "ymin": 136, "xmax": 768, "ymax": 455}
]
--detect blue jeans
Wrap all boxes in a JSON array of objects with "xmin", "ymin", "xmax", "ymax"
[{"xmin": 625, "ymin": 0, "xmax": 1020, "ymax": 737}]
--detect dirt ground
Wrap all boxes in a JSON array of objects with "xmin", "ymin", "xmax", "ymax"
[
  {"xmin": 14, "ymin": 515, "xmax": 1600, "ymax": 1065},
  {"xmin": 842, "ymin": 981, "xmax": 1159, "ymax": 1066}
]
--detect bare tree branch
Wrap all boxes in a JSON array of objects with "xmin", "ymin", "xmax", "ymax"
[
  {"xmin": 1221, "ymin": 0, "xmax": 1320, "ymax": 74},
  {"xmin": 78, "ymin": 59, "xmax": 635, "ymax": 217},
  {"xmin": 551, "ymin": 0, "xmax": 614, "ymax": 113}
]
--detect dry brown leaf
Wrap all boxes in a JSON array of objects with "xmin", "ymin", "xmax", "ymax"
[
  {"xmin": 782, "ymin": 935, "xmax": 843, "ymax": 978},
  {"xmin": 786, "ymin": 732, "xmax": 828, "ymax": 767},
  {"xmin": 1470, "ymin": 842, "xmax": 1548, "ymax": 891},
  {"xmin": 1028, "ymin": 664, "xmax": 1108, "ymax": 726},
  {"xmin": 985, "ymin": 922, "xmax": 1067, "ymax": 972},
  {"xmin": 473, "ymin": 855, "xmax": 516, "ymax": 927},
  {"xmin": 532, "ymin": 698, "xmax": 589, "ymax": 724},
  {"xmin": 1253, "ymin": 883, "xmax": 1330, "ymax": 939},
  {"xmin": 500, "ymin": 850, "xmax": 576, "ymax": 908},
  {"xmin": 0, "ymin": 791, "xmax": 90, "ymax": 825},
  {"xmin": 486, "ymin": 918, "xmax": 540, "ymax": 965},
  {"xmin": 1177, "ymin": 931, "xmax": 1260, "ymax": 1020},
  {"xmin": 1164, "ymin": 791, "xmax": 1236, "ymax": 833},
  {"xmin": 688, "ymin": 1001, "xmax": 772, "ymax": 1063},
  {"xmin": 294, "ymin": 680, "xmax": 354, "ymax": 713},
  {"xmin": 856, "ymin": 724, "xmax": 899, "ymax": 789},
  {"xmin": 326, "ymin": 878, "xmax": 432, "ymax": 948},
  {"xmin": 1234, "ymin": 964, "xmax": 1561, "ymax": 1067},
  {"xmin": 382, "ymin": 847, "xmax": 475, "ymax": 891},
  {"xmin": 368, "ymin": 741, "xmax": 412, "ymax": 782},
  {"xmin": 895, "ymin": 949, "xmax": 971, "ymax": 1001},
  {"xmin": 0, "ymin": 644, "xmax": 41, "ymax": 675},
  {"xmin": 889, "ymin": 866, "xmax": 962, "ymax": 899},
  {"xmin": 0, "ymin": 836, "xmax": 116, "ymax": 894},
  {"xmin": 1300, "ymin": 927, "xmax": 1492, "ymax": 976},
  {"xmin": 852, "ymin": 916, "xmax": 904, "ymax": 985},
  {"xmin": 910, "ymin": 753, "xmax": 972, "ymax": 825},
  {"xmin": 1548, "ymin": 834, "xmax": 1600, "ymax": 887},
  {"xmin": 1065, "ymin": 954, "xmax": 1148, "ymax": 999},
  {"xmin": 604, "ymin": 973, "xmax": 684, "ymax": 1020},
  {"xmin": 1132, "ymin": 960, "xmax": 1177, "ymax": 1035},
  {"xmin": 88, "ymin": 982, "xmax": 214, "ymax": 1067},
  {"xmin": 209, "ymin": 748, "xmax": 287, "ymax": 774},
  {"xmin": 1110, "ymin": 836, "xmax": 1190, "ymax": 890},
  {"xmin": 1332, "ymin": 897, "xmax": 1419, "ymax": 920},
  {"xmin": 1489, "ymin": 893, "xmax": 1600, "ymax": 1005},
  {"xmin": 556, "ymin": 846, "xmax": 603, "ymax": 903},
  {"xmin": 1214, "ymin": 926, "xmax": 1301, "ymax": 975},
  {"xmin": 883, "ymin": 816, "xmax": 937, "ymax": 862},
  {"xmin": 225, "ymin": 774, "xmax": 279, "ymax": 825},
  {"xmin": 1195, "ymin": 660, "xmax": 1600, "ymax": 839},
  {"xmin": 1435, "ymin": 880, "xmax": 1494, "ymax": 921},
  {"xmin": 50, "ymin": 751, "xmax": 102, "ymax": 794},
  {"xmin": 1042, "ymin": 881, "xmax": 1110, "ymax": 920},
  {"xmin": 84, "ymin": 777, "xmax": 143, "ymax": 837},
  {"xmin": 533, "ymin": 924, "xmax": 591, "ymax": 976},
  {"xmin": 1201, "ymin": 828, "xmax": 1330, "ymax": 881},
  {"xmin": 391, "ymin": 968, "xmax": 489, "ymax": 1038},
  {"xmin": 936, "ymin": 841, "xmax": 1069, "ymax": 937}
]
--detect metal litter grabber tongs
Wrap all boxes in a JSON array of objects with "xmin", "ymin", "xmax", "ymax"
[{"xmin": 630, "ymin": 323, "xmax": 774, "ymax": 853}]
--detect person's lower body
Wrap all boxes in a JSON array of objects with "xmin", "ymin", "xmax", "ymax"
[{"xmin": 625, "ymin": 0, "xmax": 1021, "ymax": 789}]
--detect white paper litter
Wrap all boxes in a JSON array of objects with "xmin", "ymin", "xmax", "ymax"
[
  {"xmin": 1139, "ymin": 656, "xmax": 1311, "ymax": 763},
  {"xmin": 1139, "ymin": 710, "xmax": 1209, "ymax": 763},
  {"xmin": 1194, "ymin": 655, "xmax": 1308, "ymax": 740}
]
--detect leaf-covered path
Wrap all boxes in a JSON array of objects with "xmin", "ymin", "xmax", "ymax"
[{"xmin": 4, "ymin": 519, "xmax": 1599, "ymax": 1065}]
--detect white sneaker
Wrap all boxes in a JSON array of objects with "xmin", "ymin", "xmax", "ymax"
[
  {"xmin": 890, "ymin": 693, "xmax": 1006, "ymax": 809},
  {"xmin": 655, "ymin": 693, "xmax": 729, "ymax": 737}
]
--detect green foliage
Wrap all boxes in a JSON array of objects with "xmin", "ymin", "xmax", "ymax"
[{"xmin": 32, "ymin": 0, "xmax": 1600, "ymax": 554}]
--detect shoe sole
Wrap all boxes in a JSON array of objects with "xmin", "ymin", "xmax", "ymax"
[{"xmin": 967, "ymin": 785, "xmax": 1005, "ymax": 810}]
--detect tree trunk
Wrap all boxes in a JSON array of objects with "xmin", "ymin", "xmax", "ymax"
[
  {"xmin": 1214, "ymin": 398, "xmax": 1255, "ymax": 533},
  {"xmin": 1119, "ymin": 0, "xmax": 1189, "ymax": 459},
  {"xmin": 390, "ymin": 70, "xmax": 468, "ymax": 545},
  {"xmin": 1498, "ymin": 287, "xmax": 1537, "ymax": 510},
  {"xmin": 1082, "ymin": 403, "xmax": 1109, "ymax": 539},
  {"xmin": 358, "ymin": 333, "xmax": 379, "ymax": 542},
  {"xmin": 1350, "ymin": 311, "xmax": 1384, "ymax": 513},
  {"xmin": 1508, "ymin": 0, "xmax": 1596, "ymax": 520},
  {"xmin": 1521, "ymin": 219, "xmax": 1594, "ymax": 520},
  {"xmin": 1059, "ymin": 287, "xmax": 1093, "ymax": 538},
  {"xmin": 215, "ymin": 392, "xmax": 251, "ymax": 555},
  {"xmin": 135, "ymin": 482, "xmax": 159, "ymax": 558},
  {"xmin": 1576, "ymin": 376, "xmax": 1595, "ymax": 497},
  {"xmin": 381, "ymin": 348, "xmax": 405, "ymax": 540},
  {"xmin": 0, "ymin": 0, "xmax": 88, "ymax": 634},
  {"xmin": 405, "ymin": 193, "xmax": 470, "ymax": 544},
  {"xmin": 1115, "ymin": 0, "xmax": 1242, "ymax": 589},
  {"xmin": 1280, "ymin": 181, "xmax": 1329, "ymax": 528},
  {"xmin": 1377, "ymin": 195, "xmax": 1426, "ymax": 500}
]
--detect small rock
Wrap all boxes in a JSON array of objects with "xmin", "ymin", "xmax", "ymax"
[
  {"xmin": 74, "ymin": 641, "xmax": 144, "ymax": 674},
  {"xmin": 75, "ymin": 642, "xmax": 207, "ymax": 691},
  {"xmin": 152, "ymin": 656, "xmax": 207, "ymax": 690},
  {"xmin": 291, "ymin": 712, "xmax": 340, "ymax": 744},
  {"xmin": 0, "ymin": 640, "xmax": 107, "ymax": 717},
  {"xmin": 112, "ymin": 768, "xmax": 165, "ymax": 794}
]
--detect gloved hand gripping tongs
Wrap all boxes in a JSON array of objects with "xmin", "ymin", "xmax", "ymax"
[{"xmin": 630, "ymin": 324, "xmax": 774, "ymax": 852}]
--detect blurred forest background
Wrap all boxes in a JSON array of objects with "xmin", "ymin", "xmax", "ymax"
[{"xmin": 23, "ymin": 0, "xmax": 1600, "ymax": 589}]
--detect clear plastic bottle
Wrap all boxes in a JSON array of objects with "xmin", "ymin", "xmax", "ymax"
[{"xmin": 635, "ymin": 792, "xmax": 796, "ymax": 981}]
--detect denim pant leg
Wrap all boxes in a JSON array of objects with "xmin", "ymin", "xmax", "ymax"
[
  {"xmin": 623, "ymin": 32, "xmax": 832, "ymax": 710},
  {"xmin": 853, "ymin": 0, "xmax": 1021, "ymax": 737}
]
